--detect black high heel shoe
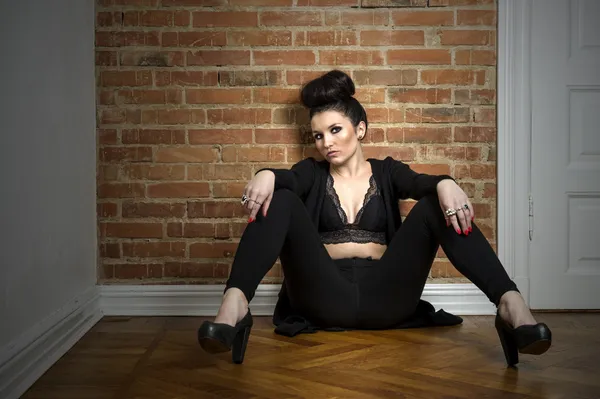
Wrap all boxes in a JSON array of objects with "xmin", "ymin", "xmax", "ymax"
[
  {"xmin": 197, "ymin": 309, "xmax": 253, "ymax": 364},
  {"xmin": 494, "ymin": 312, "xmax": 552, "ymax": 366}
]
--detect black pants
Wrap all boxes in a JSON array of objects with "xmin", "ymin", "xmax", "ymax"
[{"xmin": 225, "ymin": 189, "xmax": 518, "ymax": 329}]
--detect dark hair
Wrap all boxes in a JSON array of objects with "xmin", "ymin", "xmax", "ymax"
[{"xmin": 300, "ymin": 70, "xmax": 368, "ymax": 133}]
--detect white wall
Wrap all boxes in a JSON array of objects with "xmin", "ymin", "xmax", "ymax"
[{"xmin": 0, "ymin": 0, "xmax": 97, "ymax": 390}]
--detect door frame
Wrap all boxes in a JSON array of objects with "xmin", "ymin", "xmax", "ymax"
[{"xmin": 497, "ymin": 0, "xmax": 534, "ymax": 305}]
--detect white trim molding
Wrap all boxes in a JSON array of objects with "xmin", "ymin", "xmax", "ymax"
[
  {"xmin": 0, "ymin": 286, "xmax": 103, "ymax": 399},
  {"xmin": 497, "ymin": 0, "xmax": 533, "ymax": 305},
  {"xmin": 100, "ymin": 283, "xmax": 496, "ymax": 317}
]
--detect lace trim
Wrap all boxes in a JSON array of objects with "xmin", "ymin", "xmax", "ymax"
[
  {"xmin": 326, "ymin": 174, "xmax": 378, "ymax": 225},
  {"xmin": 320, "ymin": 228, "xmax": 386, "ymax": 245}
]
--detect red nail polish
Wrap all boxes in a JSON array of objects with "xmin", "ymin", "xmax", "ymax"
[
  {"xmin": 248, "ymin": 217, "xmax": 254, "ymax": 223},
  {"xmin": 456, "ymin": 228, "xmax": 461, "ymax": 235}
]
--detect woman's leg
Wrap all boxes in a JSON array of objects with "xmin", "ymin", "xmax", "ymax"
[
  {"xmin": 358, "ymin": 194, "xmax": 521, "ymax": 328},
  {"xmin": 220, "ymin": 189, "xmax": 358, "ymax": 328}
]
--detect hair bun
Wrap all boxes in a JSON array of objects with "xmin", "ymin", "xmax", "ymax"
[{"xmin": 301, "ymin": 70, "xmax": 355, "ymax": 109}]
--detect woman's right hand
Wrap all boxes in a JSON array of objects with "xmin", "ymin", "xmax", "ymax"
[{"xmin": 242, "ymin": 170, "xmax": 275, "ymax": 221}]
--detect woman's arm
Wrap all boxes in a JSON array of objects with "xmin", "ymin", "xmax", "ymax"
[
  {"xmin": 255, "ymin": 157, "xmax": 316, "ymax": 200},
  {"xmin": 388, "ymin": 157, "xmax": 455, "ymax": 200}
]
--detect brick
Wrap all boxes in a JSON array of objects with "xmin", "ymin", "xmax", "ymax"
[
  {"xmin": 391, "ymin": 10, "xmax": 453, "ymax": 26},
  {"xmin": 96, "ymin": 31, "xmax": 160, "ymax": 47},
  {"xmin": 188, "ymin": 201, "xmax": 246, "ymax": 218},
  {"xmin": 100, "ymin": 147, "xmax": 153, "ymax": 163},
  {"xmin": 299, "ymin": 0, "xmax": 358, "ymax": 4},
  {"xmin": 454, "ymin": 126, "xmax": 496, "ymax": 142},
  {"xmin": 122, "ymin": 165, "xmax": 186, "ymax": 180},
  {"xmin": 362, "ymin": 146, "xmax": 416, "ymax": 162},
  {"xmin": 361, "ymin": 0, "xmax": 427, "ymax": 6},
  {"xmin": 123, "ymin": 202, "xmax": 186, "ymax": 218},
  {"xmin": 421, "ymin": 69, "xmax": 480, "ymax": 85},
  {"xmin": 388, "ymin": 127, "xmax": 451, "ymax": 143},
  {"xmin": 228, "ymin": 31, "xmax": 292, "ymax": 46},
  {"xmin": 164, "ymin": 262, "xmax": 229, "ymax": 278},
  {"xmin": 230, "ymin": 0, "xmax": 292, "ymax": 4},
  {"xmin": 483, "ymin": 183, "xmax": 496, "ymax": 198},
  {"xmin": 98, "ymin": 129, "xmax": 118, "ymax": 145},
  {"xmin": 193, "ymin": 12, "xmax": 258, "ymax": 27},
  {"xmin": 122, "ymin": 242, "xmax": 186, "ymax": 257},
  {"xmin": 99, "ymin": 165, "xmax": 119, "ymax": 181},
  {"xmin": 117, "ymin": 89, "xmax": 182, "ymax": 105},
  {"xmin": 454, "ymin": 89, "xmax": 496, "ymax": 105},
  {"xmin": 355, "ymin": 88, "xmax": 386, "ymax": 103},
  {"xmin": 163, "ymin": 0, "xmax": 227, "ymax": 5},
  {"xmin": 353, "ymin": 69, "xmax": 417, "ymax": 85},
  {"xmin": 388, "ymin": 49, "xmax": 451, "ymax": 65},
  {"xmin": 406, "ymin": 107, "xmax": 470, "ymax": 123},
  {"xmin": 98, "ymin": 203, "xmax": 118, "ymax": 218},
  {"xmin": 294, "ymin": 31, "xmax": 357, "ymax": 46},
  {"xmin": 429, "ymin": 0, "xmax": 494, "ymax": 5},
  {"xmin": 98, "ymin": 183, "xmax": 145, "ymax": 199},
  {"xmin": 457, "ymin": 10, "xmax": 496, "ymax": 26},
  {"xmin": 187, "ymin": 88, "xmax": 251, "ymax": 104},
  {"xmin": 122, "ymin": 129, "xmax": 185, "ymax": 145},
  {"xmin": 122, "ymin": 11, "xmax": 190, "ymax": 27},
  {"xmin": 167, "ymin": 222, "xmax": 214, "ymax": 238},
  {"xmin": 320, "ymin": 50, "xmax": 384, "ymax": 65},
  {"xmin": 325, "ymin": 10, "xmax": 389, "ymax": 26},
  {"xmin": 168, "ymin": 31, "xmax": 226, "ymax": 47},
  {"xmin": 260, "ymin": 11, "xmax": 322, "ymax": 26},
  {"xmin": 96, "ymin": 51, "xmax": 117, "ymax": 66},
  {"xmin": 254, "ymin": 50, "xmax": 315, "ymax": 66},
  {"xmin": 187, "ymin": 50, "xmax": 250, "ymax": 66},
  {"xmin": 155, "ymin": 147, "xmax": 219, "ymax": 163},
  {"xmin": 360, "ymin": 30, "xmax": 424, "ymax": 46},
  {"xmin": 441, "ymin": 30, "xmax": 493, "ymax": 46},
  {"xmin": 149, "ymin": 109, "xmax": 205, "ymax": 125},
  {"xmin": 189, "ymin": 129, "xmax": 253, "ymax": 144},
  {"xmin": 254, "ymin": 88, "xmax": 300, "ymax": 104},
  {"xmin": 100, "ymin": 71, "xmax": 153, "ymax": 87},
  {"xmin": 255, "ymin": 128, "xmax": 302, "ymax": 144},
  {"xmin": 454, "ymin": 164, "xmax": 495, "ymax": 179},
  {"xmin": 148, "ymin": 182, "xmax": 210, "ymax": 198},
  {"xmin": 188, "ymin": 164, "xmax": 253, "ymax": 180},
  {"xmin": 456, "ymin": 49, "xmax": 496, "ymax": 66},
  {"xmin": 100, "ymin": 243, "xmax": 120, "ymax": 259},
  {"xmin": 190, "ymin": 242, "xmax": 238, "ymax": 258},
  {"xmin": 427, "ymin": 146, "xmax": 482, "ymax": 161},
  {"xmin": 286, "ymin": 70, "xmax": 330, "ymax": 85},
  {"xmin": 389, "ymin": 88, "xmax": 451, "ymax": 104},
  {"xmin": 222, "ymin": 147, "xmax": 285, "ymax": 162},
  {"xmin": 101, "ymin": 222, "xmax": 163, "ymax": 238},
  {"xmin": 156, "ymin": 71, "xmax": 218, "ymax": 86},
  {"xmin": 207, "ymin": 108, "xmax": 271, "ymax": 125},
  {"xmin": 120, "ymin": 51, "xmax": 185, "ymax": 67},
  {"xmin": 273, "ymin": 107, "xmax": 310, "ymax": 125},
  {"xmin": 473, "ymin": 107, "xmax": 496, "ymax": 123},
  {"xmin": 219, "ymin": 71, "xmax": 283, "ymax": 86},
  {"xmin": 110, "ymin": 264, "xmax": 148, "ymax": 280},
  {"xmin": 409, "ymin": 163, "xmax": 451, "ymax": 176}
]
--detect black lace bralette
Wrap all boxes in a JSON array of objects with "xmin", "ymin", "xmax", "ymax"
[{"xmin": 319, "ymin": 173, "xmax": 387, "ymax": 245}]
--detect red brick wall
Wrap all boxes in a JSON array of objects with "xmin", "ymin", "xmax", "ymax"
[{"xmin": 96, "ymin": 0, "xmax": 497, "ymax": 285}]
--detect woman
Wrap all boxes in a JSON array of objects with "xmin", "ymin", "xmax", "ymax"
[{"xmin": 197, "ymin": 70, "xmax": 551, "ymax": 367}]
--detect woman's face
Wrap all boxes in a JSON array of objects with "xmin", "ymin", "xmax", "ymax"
[{"xmin": 310, "ymin": 110, "xmax": 366, "ymax": 165}]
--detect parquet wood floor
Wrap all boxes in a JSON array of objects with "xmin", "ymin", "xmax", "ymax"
[{"xmin": 21, "ymin": 313, "xmax": 600, "ymax": 398}]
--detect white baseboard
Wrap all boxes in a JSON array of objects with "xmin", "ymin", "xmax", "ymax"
[
  {"xmin": 0, "ymin": 286, "xmax": 103, "ymax": 399},
  {"xmin": 100, "ymin": 283, "xmax": 496, "ymax": 317}
]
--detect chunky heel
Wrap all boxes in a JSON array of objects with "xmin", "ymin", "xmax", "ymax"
[
  {"xmin": 198, "ymin": 309, "xmax": 253, "ymax": 364},
  {"xmin": 494, "ymin": 311, "xmax": 551, "ymax": 366},
  {"xmin": 232, "ymin": 325, "xmax": 252, "ymax": 364},
  {"xmin": 495, "ymin": 315, "xmax": 519, "ymax": 366}
]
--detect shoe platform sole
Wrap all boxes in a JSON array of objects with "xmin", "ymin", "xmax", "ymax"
[
  {"xmin": 520, "ymin": 339, "xmax": 551, "ymax": 355},
  {"xmin": 199, "ymin": 337, "xmax": 230, "ymax": 354}
]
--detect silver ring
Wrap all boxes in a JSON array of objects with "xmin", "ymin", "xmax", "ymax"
[
  {"xmin": 241, "ymin": 194, "xmax": 248, "ymax": 206},
  {"xmin": 445, "ymin": 208, "xmax": 457, "ymax": 217},
  {"xmin": 463, "ymin": 204, "xmax": 469, "ymax": 210}
]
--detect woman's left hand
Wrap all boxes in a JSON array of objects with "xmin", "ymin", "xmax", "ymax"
[{"xmin": 436, "ymin": 179, "xmax": 475, "ymax": 235}]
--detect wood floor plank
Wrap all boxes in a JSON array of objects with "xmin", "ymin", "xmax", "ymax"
[{"xmin": 21, "ymin": 313, "xmax": 600, "ymax": 399}]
